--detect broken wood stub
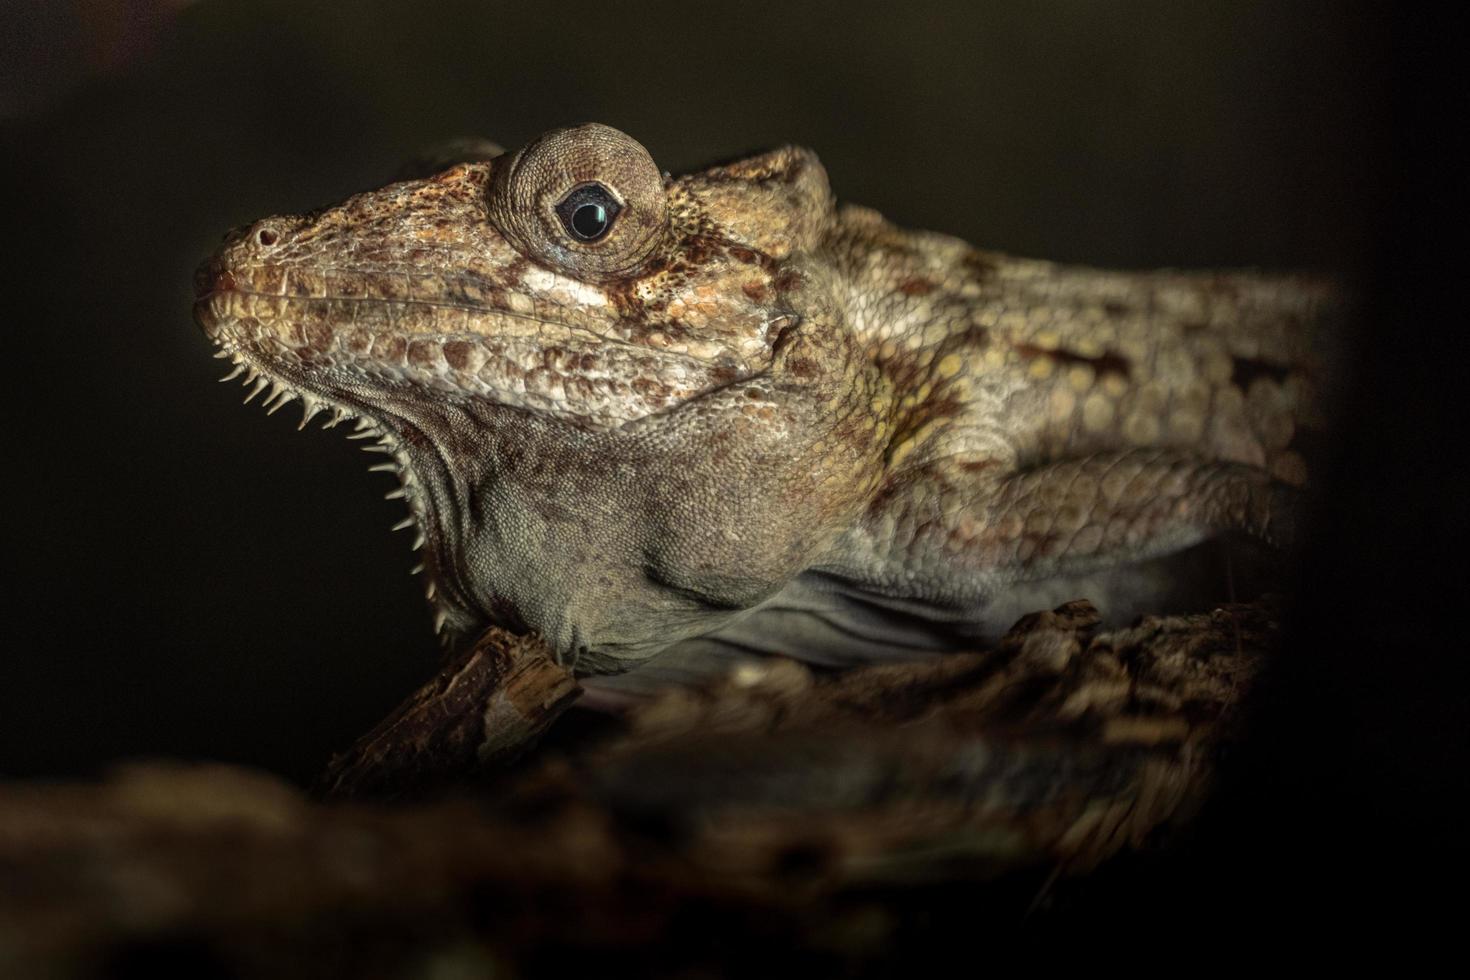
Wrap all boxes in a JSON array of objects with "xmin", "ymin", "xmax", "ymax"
[{"xmin": 315, "ymin": 626, "xmax": 581, "ymax": 801}]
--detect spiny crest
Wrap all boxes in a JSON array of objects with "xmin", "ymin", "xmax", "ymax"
[{"xmin": 212, "ymin": 346, "xmax": 453, "ymax": 641}]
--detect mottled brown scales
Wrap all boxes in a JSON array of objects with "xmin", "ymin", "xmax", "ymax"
[{"xmin": 195, "ymin": 123, "xmax": 1335, "ymax": 675}]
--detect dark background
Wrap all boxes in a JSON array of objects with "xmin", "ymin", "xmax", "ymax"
[{"xmin": 0, "ymin": 0, "xmax": 1459, "ymax": 936}]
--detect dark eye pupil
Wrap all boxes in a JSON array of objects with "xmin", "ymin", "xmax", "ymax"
[
  {"xmin": 555, "ymin": 183, "xmax": 621, "ymax": 242},
  {"xmin": 572, "ymin": 202, "xmax": 607, "ymax": 238}
]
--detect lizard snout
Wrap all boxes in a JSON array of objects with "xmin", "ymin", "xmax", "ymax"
[
  {"xmin": 193, "ymin": 256, "xmax": 235, "ymax": 300},
  {"xmin": 191, "ymin": 255, "xmax": 238, "ymax": 340}
]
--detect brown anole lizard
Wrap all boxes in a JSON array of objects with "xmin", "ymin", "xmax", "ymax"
[{"xmin": 195, "ymin": 124, "xmax": 1330, "ymax": 679}]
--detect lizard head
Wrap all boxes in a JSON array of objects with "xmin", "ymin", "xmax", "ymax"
[
  {"xmin": 194, "ymin": 123, "xmax": 836, "ymax": 431},
  {"xmin": 195, "ymin": 124, "xmax": 887, "ymax": 665}
]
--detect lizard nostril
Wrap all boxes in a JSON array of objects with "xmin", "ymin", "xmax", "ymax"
[{"xmin": 256, "ymin": 227, "xmax": 279, "ymax": 247}]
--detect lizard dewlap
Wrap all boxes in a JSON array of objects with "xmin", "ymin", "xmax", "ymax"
[{"xmin": 195, "ymin": 123, "xmax": 1329, "ymax": 679}]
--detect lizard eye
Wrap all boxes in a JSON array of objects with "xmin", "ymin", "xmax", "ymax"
[
  {"xmin": 487, "ymin": 123, "xmax": 669, "ymax": 283},
  {"xmin": 555, "ymin": 183, "xmax": 621, "ymax": 242}
]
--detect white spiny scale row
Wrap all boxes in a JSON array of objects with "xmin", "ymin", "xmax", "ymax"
[{"xmin": 213, "ymin": 342, "xmax": 447, "ymax": 632}]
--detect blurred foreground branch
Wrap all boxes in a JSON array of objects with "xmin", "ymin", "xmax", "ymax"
[{"xmin": 0, "ymin": 599, "xmax": 1275, "ymax": 978}]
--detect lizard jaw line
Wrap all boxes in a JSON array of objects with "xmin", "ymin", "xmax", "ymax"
[
  {"xmin": 198, "ymin": 278, "xmax": 775, "ymax": 429},
  {"xmin": 212, "ymin": 340, "xmax": 457, "ymax": 641}
]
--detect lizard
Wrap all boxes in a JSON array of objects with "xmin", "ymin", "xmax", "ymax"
[{"xmin": 193, "ymin": 123, "xmax": 1331, "ymax": 683}]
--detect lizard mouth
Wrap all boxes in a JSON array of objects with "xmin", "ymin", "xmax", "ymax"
[{"xmin": 193, "ymin": 258, "xmax": 767, "ymax": 432}]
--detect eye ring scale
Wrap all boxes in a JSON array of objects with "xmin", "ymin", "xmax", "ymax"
[{"xmin": 485, "ymin": 123, "xmax": 669, "ymax": 283}]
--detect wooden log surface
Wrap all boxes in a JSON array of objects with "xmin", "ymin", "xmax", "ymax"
[{"xmin": 0, "ymin": 599, "xmax": 1277, "ymax": 978}]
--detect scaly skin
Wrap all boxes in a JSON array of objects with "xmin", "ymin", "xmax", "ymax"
[{"xmin": 194, "ymin": 124, "xmax": 1330, "ymax": 677}]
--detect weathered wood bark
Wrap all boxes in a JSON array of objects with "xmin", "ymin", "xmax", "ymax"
[{"xmin": 0, "ymin": 600, "xmax": 1276, "ymax": 978}]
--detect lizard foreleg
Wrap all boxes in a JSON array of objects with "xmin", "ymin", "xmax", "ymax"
[{"xmin": 838, "ymin": 450, "xmax": 1296, "ymax": 605}]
